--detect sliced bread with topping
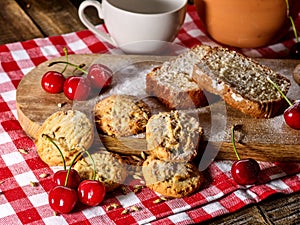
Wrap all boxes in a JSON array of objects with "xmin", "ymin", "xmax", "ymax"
[
  {"xmin": 146, "ymin": 44, "xmax": 211, "ymax": 109},
  {"xmin": 192, "ymin": 47, "xmax": 291, "ymax": 118}
]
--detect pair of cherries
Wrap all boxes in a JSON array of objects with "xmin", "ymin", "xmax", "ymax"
[
  {"xmin": 41, "ymin": 48, "xmax": 112, "ymax": 101},
  {"xmin": 44, "ymin": 135, "xmax": 106, "ymax": 214},
  {"xmin": 231, "ymin": 76, "xmax": 300, "ymax": 185}
]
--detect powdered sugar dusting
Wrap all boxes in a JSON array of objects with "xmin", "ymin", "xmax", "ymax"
[{"xmin": 98, "ymin": 60, "xmax": 163, "ymax": 100}]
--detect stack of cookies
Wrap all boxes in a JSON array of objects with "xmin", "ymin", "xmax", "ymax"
[{"xmin": 143, "ymin": 111, "xmax": 205, "ymax": 198}]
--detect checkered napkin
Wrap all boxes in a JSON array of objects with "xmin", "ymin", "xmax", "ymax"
[{"xmin": 0, "ymin": 5, "xmax": 300, "ymax": 225}]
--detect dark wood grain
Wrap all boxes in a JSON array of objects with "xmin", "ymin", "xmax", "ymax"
[
  {"xmin": 259, "ymin": 192, "xmax": 300, "ymax": 225},
  {"xmin": 70, "ymin": 0, "xmax": 104, "ymax": 26},
  {"xmin": 16, "ymin": 0, "xmax": 86, "ymax": 37},
  {"xmin": 205, "ymin": 192, "xmax": 300, "ymax": 225},
  {"xmin": 206, "ymin": 205, "xmax": 269, "ymax": 225},
  {"xmin": 0, "ymin": 1, "xmax": 43, "ymax": 44}
]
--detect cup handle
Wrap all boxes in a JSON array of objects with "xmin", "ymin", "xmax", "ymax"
[{"xmin": 78, "ymin": 0, "xmax": 117, "ymax": 46}]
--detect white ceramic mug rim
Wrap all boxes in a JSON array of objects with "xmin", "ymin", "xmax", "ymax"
[{"xmin": 105, "ymin": 0, "xmax": 188, "ymax": 16}]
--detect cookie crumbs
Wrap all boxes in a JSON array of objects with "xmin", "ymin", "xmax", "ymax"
[
  {"xmin": 121, "ymin": 209, "xmax": 130, "ymax": 215},
  {"xmin": 57, "ymin": 102, "xmax": 67, "ymax": 108},
  {"xmin": 130, "ymin": 206, "xmax": 141, "ymax": 212},
  {"xmin": 18, "ymin": 149, "xmax": 29, "ymax": 154},
  {"xmin": 153, "ymin": 197, "xmax": 168, "ymax": 204},
  {"xmin": 30, "ymin": 181, "xmax": 39, "ymax": 187},
  {"xmin": 106, "ymin": 203, "xmax": 120, "ymax": 211},
  {"xmin": 39, "ymin": 173, "xmax": 49, "ymax": 178}
]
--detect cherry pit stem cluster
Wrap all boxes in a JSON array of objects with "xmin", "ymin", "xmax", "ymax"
[
  {"xmin": 41, "ymin": 47, "xmax": 113, "ymax": 101},
  {"xmin": 44, "ymin": 134, "xmax": 106, "ymax": 214}
]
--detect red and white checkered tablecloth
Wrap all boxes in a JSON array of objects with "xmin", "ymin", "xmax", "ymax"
[{"xmin": 1, "ymin": 5, "xmax": 300, "ymax": 225}]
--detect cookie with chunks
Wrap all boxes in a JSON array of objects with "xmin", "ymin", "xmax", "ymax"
[
  {"xmin": 35, "ymin": 110, "xmax": 94, "ymax": 166},
  {"xmin": 142, "ymin": 156, "xmax": 204, "ymax": 198},
  {"xmin": 146, "ymin": 110, "xmax": 203, "ymax": 162},
  {"xmin": 94, "ymin": 94, "xmax": 151, "ymax": 137},
  {"xmin": 74, "ymin": 151, "xmax": 127, "ymax": 192}
]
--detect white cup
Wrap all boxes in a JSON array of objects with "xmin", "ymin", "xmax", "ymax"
[{"xmin": 78, "ymin": 0, "xmax": 187, "ymax": 54}]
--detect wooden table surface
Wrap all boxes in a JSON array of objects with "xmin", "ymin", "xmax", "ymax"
[{"xmin": 1, "ymin": 1, "xmax": 299, "ymax": 224}]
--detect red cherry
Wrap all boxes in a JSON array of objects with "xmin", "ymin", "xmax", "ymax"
[
  {"xmin": 231, "ymin": 158, "xmax": 260, "ymax": 185},
  {"xmin": 230, "ymin": 125, "xmax": 260, "ymax": 185},
  {"xmin": 44, "ymin": 136, "xmax": 83, "ymax": 214},
  {"xmin": 266, "ymin": 77, "xmax": 300, "ymax": 130},
  {"xmin": 283, "ymin": 100, "xmax": 300, "ymax": 130},
  {"xmin": 87, "ymin": 64, "xmax": 113, "ymax": 89},
  {"xmin": 53, "ymin": 169, "xmax": 81, "ymax": 189},
  {"xmin": 77, "ymin": 180, "xmax": 106, "ymax": 206},
  {"xmin": 48, "ymin": 186, "xmax": 78, "ymax": 214},
  {"xmin": 63, "ymin": 76, "xmax": 91, "ymax": 100},
  {"xmin": 41, "ymin": 71, "xmax": 65, "ymax": 94}
]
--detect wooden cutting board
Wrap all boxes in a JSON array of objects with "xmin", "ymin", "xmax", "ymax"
[{"xmin": 16, "ymin": 54, "xmax": 300, "ymax": 165}]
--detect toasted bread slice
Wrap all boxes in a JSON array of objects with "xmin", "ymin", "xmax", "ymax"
[
  {"xmin": 192, "ymin": 47, "xmax": 291, "ymax": 118},
  {"xmin": 146, "ymin": 45, "xmax": 211, "ymax": 109}
]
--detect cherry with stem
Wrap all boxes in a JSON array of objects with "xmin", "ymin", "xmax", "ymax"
[
  {"xmin": 267, "ymin": 77, "xmax": 300, "ymax": 130},
  {"xmin": 77, "ymin": 150, "xmax": 106, "ymax": 207},
  {"xmin": 49, "ymin": 61, "xmax": 113, "ymax": 90},
  {"xmin": 48, "ymin": 151, "xmax": 83, "ymax": 214},
  {"xmin": 231, "ymin": 125, "xmax": 260, "ymax": 185},
  {"xmin": 41, "ymin": 47, "xmax": 69, "ymax": 94},
  {"xmin": 42, "ymin": 134, "xmax": 81, "ymax": 189}
]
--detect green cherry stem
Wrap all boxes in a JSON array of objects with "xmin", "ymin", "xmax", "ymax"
[
  {"xmin": 231, "ymin": 125, "xmax": 240, "ymax": 161},
  {"xmin": 73, "ymin": 63, "xmax": 86, "ymax": 75},
  {"xmin": 289, "ymin": 17, "xmax": 298, "ymax": 43},
  {"xmin": 42, "ymin": 134, "xmax": 66, "ymax": 170},
  {"xmin": 48, "ymin": 61, "xmax": 88, "ymax": 75},
  {"xmin": 61, "ymin": 47, "xmax": 69, "ymax": 74},
  {"xmin": 266, "ymin": 77, "xmax": 293, "ymax": 106},
  {"xmin": 64, "ymin": 151, "xmax": 83, "ymax": 187},
  {"xmin": 82, "ymin": 148, "xmax": 96, "ymax": 180},
  {"xmin": 285, "ymin": 0, "xmax": 299, "ymax": 42}
]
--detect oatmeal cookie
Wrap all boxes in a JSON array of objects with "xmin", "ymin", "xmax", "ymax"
[
  {"xmin": 142, "ymin": 156, "xmax": 204, "ymax": 198},
  {"xmin": 74, "ymin": 151, "xmax": 127, "ymax": 192},
  {"xmin": 146, "ymin": 111, "xmax": 203, "ymax": 162},
  {"xmin": 35, "ymin": 110, "xmax": 94, "ymax": 166},
  {"xmin": 94, "ymin": 94, "xmax": 151, "ymax": 137}
]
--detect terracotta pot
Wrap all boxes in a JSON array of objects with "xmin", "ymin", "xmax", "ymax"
[{"xmin": 194, "ymin": 0, "xmax": 295, "ymax": 48}]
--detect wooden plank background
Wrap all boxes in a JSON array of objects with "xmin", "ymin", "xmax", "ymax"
[{"xmin": 0, "ymin": 1, "xmax": 299, "ymax": 224}]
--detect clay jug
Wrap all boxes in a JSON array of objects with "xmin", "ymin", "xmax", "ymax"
[{"xmin": 194, "ymin": 0, "xmax": 297, "ymax": 48}]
